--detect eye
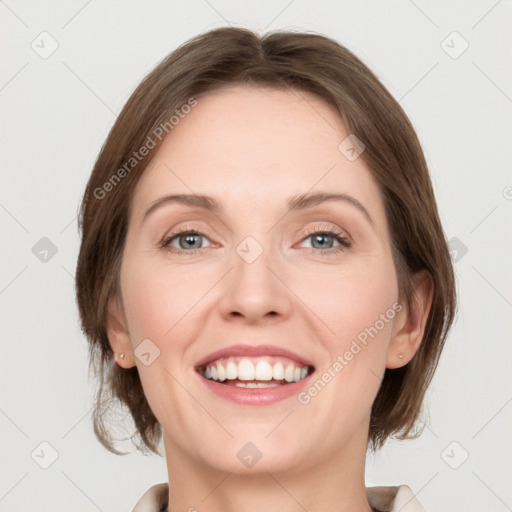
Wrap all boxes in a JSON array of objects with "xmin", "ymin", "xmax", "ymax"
[
  {"xmin": 298, "ymin": 226, "xmax": 352, "ymax": 255},
  {"xmin": 160, "ymin": 227, "xmax": 212, "ymax": 254},
  {"xmin": 160, "ymin": 225, "xmax": 352, "ymax": 256}
]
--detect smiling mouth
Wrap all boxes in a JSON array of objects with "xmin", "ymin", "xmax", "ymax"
[{"xmin": 198, "ymin": 356, "xmax": 314, "ymax": 388}]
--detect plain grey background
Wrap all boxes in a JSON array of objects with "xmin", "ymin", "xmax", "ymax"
[{"xmin": 1, "ymin": 1, "xmax": 511, "ymax": 511}]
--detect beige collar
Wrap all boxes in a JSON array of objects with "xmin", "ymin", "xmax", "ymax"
[{"xmin": 132, "ymin": 482, "xmax": 427, "ymax": 512}]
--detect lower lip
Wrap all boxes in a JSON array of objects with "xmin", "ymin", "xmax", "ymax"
[{"xmin": 198, "ymin": 374, "xmax": 313, "ymax": 405}]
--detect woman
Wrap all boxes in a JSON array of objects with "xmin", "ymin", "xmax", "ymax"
[{"xmin": 75, "ymin": 27, "xmax": 456, "ymax": 512}]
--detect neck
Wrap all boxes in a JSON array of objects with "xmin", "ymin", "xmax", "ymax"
[{"xmin": 162, "ymin": 430, "xmax": 374, "ymax": 512}]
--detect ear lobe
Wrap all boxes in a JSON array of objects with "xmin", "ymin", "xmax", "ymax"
[
  {"xmin": 386, "ymin": 270, "xmax": 433, "ymax": 369},
  {"xmin": 106, "ymin": 296, "xmax": 135, "ymax": 368}
]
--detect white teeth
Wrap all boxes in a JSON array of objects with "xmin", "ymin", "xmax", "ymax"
[
  {"xmin": 238, "ymin": 358, "xmax": 255, "ymax": 380},
  {"xmin": 284, "ymin": 364, "xmax": 295, "ymax": 383},
  {"xmin": 255, "ymin": 361, "xmax": 273, "ymax": 380},
  {"xmin": 225, "ymin": 361, "xmax": 237, "ymax": 380},
  {"xmin": 202, "ymin": 357, "xmax": 311, "ymax": 385},
  {"xmin": 235, "ymin": 382, "xmax": 281, "ymax": 388},
  {"xmin": 216, "ymin": 363, "xmax": 226, "ymax": 382},
  {"xmin": 273, "ymin": 362, "xmax": 284, "ymax": 380}
]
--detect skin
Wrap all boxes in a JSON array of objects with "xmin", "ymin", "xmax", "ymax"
[{"xmin": 107, "ymin": 85, "xmax": 433, "ymax": 512}]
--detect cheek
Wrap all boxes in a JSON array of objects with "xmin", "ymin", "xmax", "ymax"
[
  {"xmin": 120, "ymin": 255, "xmax": 204, "ymax": 344},
  {"xmin": 294, "ymin": 255, "xmax": 399, "ymax": 359},
  {"xmin": 118, "ymin": 254, "xmax": 210, "ymax": 422}
]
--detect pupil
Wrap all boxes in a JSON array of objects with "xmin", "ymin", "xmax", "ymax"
[
  {"xmin": 182, "ymin": 234, "xmax": 201, "ymax": 249},
  {"xmin": 313, "ymin": 234, "xmax": 332, "ymax": 249}
]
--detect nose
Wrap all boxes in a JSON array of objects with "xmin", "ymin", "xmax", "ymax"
[{"xmin": 217, "ymin": 245, "xmax": 293, "ymax": 325}]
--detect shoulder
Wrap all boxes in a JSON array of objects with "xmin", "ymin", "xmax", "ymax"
[
  {"xmin": 132, "ymin": 482, "xmax": 168, "ymax": 512},
  {"xmin": 366, "ymin": 484, "xmax": 427, "ymax": 512}
]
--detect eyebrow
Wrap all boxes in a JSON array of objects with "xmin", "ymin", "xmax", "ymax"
[{"xmin": 142, "ymin": 191, "xmax": 374, "ymax": 227}]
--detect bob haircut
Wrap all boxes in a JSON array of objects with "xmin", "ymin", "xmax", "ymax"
[{"xmin": 75, "ymin": 26, "xmax": 457, "ymax": 455}]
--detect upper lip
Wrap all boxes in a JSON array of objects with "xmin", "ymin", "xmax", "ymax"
[{"xmin": 195, "ymin": 344, "xmax": 315, "ymax": 369}]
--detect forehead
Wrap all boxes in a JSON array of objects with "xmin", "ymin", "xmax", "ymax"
[{"xmin": 131, "ymin": 85, "xmax": 386, "ymax": 228}]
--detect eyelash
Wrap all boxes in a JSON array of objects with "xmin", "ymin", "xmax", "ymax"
[{"xmin": 160, "ymin": 225, "xmax": 352, "ymax": 256}]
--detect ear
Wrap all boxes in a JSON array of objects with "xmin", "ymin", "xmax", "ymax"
[
  {"xmin": 106, "ymin": 295, "xmax": 136, "ymax": 369},
  {"xmin": 386, "ymin": 270, "xmax": 433, "ymax": 369}
]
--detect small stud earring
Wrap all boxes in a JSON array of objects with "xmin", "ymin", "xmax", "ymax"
[
  {"xmin": 398, "ymin": 353, "xmax": 404, "ymax": 359},
  {"xmin": 119, "ymin": 353, "xmax": 125, "ymax": 359}
]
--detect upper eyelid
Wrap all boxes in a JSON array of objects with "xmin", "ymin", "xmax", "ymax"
[
  {"xmin": 166, "ymin": 223, "xmax": 347, "ymax": 236},
  {"xmin": 150, "ymin": 206, "xmax": 366, "ymax": 237}
]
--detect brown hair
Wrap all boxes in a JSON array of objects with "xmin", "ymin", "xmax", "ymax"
[{"xmin": 75, "ymin": 26, "xmax": 457, "ymax": 455}]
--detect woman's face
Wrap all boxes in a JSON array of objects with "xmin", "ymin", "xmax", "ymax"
[{"xmin": 113, "ymin": 85, "xmax": 404, "ymax": 473}]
